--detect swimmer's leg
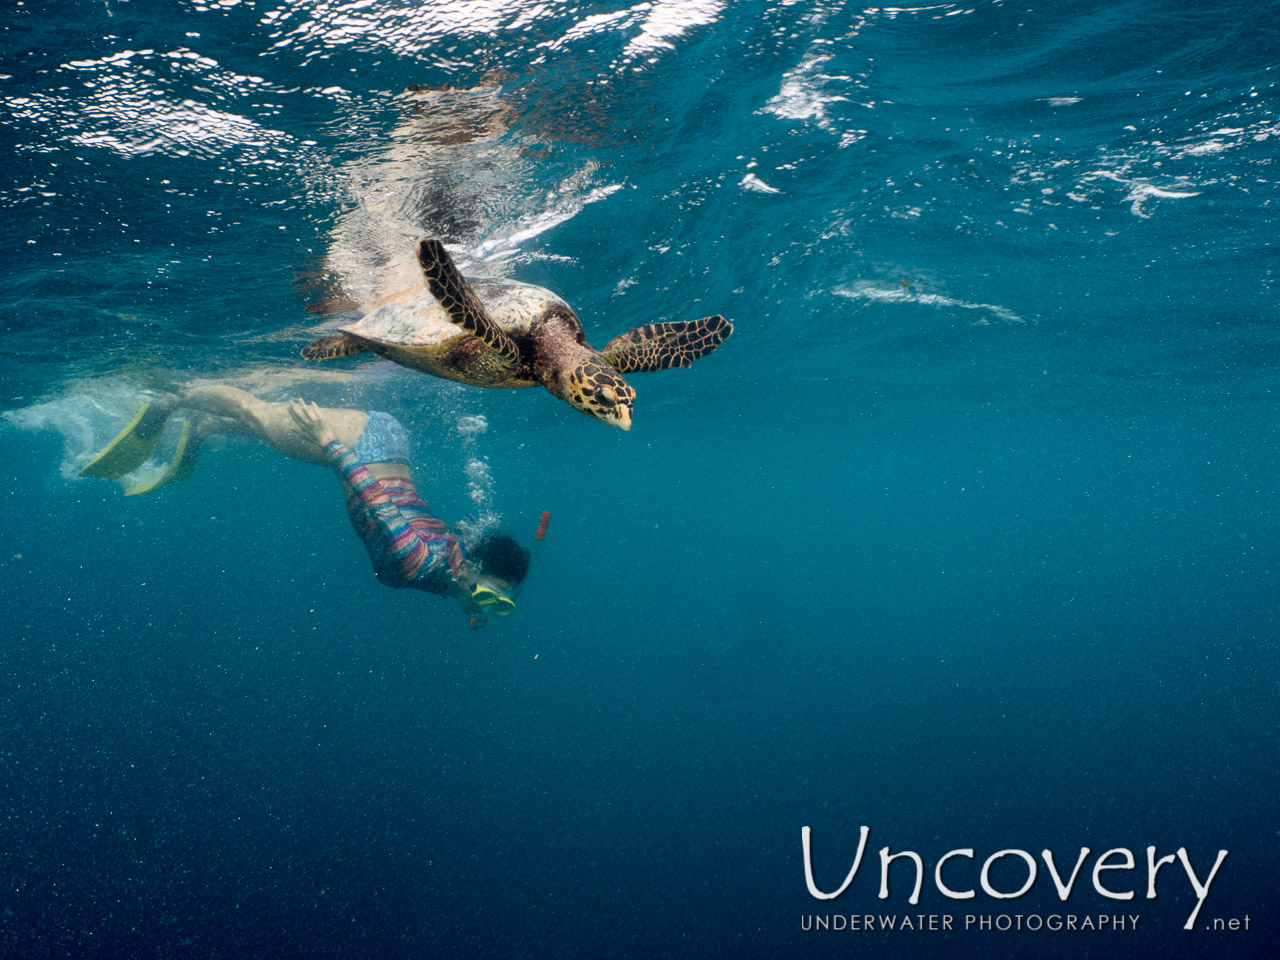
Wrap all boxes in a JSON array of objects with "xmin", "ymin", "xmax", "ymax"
[{"xmin": 179, "ymin": 384, "xmax": 367, "ymax": 465}]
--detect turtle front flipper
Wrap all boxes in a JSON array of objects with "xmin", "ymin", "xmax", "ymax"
[
  {"xmin": 417, "ymin": 239, "xmax": 520, "ymax": 370},
  {"xmin": 302, "ymin": 334, "xmax": 368, "ymax": 361},
  {"xmin": 601, "ymin": 315, "xmax": 733, "ymax": 373}
]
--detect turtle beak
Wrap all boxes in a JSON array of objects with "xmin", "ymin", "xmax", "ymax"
[
  {"xmin": 609, "ymin": 406, "xmax": 632, "ymax": 431},
  {"xmin": 582, "ymin": 375, "xmax": 633, "ymax": 430}
]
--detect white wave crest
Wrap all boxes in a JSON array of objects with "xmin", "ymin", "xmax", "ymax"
[
  {"xmin": 760, "ymin": 52, "xmax": 852, "ymax": 132},
  {"xmin": 1079, "ymin": 170, "xmax": 1201, "ymax": 219},
  {"xmin": 740, "ymin": 172, "xmax": 781, "ymax": 194},
  {"xmin": 835, "ymin": 283, "xmax": 1026, "ymax": 324}
]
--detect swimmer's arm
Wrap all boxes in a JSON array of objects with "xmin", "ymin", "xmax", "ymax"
[{"xmin": 322, "ymin": 437, "xmax": 430, "ymax": 579}]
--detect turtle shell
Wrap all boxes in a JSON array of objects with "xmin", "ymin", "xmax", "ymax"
[{"xmin": 338, "ymin": 277, "xmax": 573, "ymax": 387}]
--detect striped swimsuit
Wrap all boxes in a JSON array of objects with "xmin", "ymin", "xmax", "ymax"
[{"xmin": 322, "ymin": 436, "xmax": 465, "ymax": 594}]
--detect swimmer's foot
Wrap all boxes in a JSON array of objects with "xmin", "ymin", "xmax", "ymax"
[
  {"xmin": 80, "ymin": 394, "xmax": 180, "ymax": 479},
  {"xmin": 122, "ymin": 417, "xmax": 203, "ymax": 496}
]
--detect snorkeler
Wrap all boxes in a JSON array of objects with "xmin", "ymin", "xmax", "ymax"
[{"xmin": 81, "ymin": 385, "xmax": 529, "ymax": 620}]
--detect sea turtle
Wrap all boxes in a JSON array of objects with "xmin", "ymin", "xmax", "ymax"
[{"xmin": 301, "ymin": 239, "xmax": 733, "ymax": 429}]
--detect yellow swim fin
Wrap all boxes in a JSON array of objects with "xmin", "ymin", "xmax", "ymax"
[
  {"xmin": 81, "ymin": 401, "xmax": 165, "ymax": 479},
  {"xmin": 123, "ymin": 421, "xmax": 200, "ymax": 496}
]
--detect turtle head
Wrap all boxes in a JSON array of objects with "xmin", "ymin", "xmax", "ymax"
[{"xmin": 562, "ymin": 357, "xmax": 635, "ymax": 430}]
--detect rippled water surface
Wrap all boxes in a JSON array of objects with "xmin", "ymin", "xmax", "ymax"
[{"xmin": 2, "ymin": 2, "xmax": 1278, "ymax": 958}]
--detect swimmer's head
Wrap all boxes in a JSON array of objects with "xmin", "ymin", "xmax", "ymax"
[{"xmin": 469, "ymin": 532, "xmax": 531, "ymax": 587}]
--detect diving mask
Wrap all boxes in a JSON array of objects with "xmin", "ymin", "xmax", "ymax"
[{"xmin": 470, "ymin": 581, "xmax": 516, "ymax": 616}]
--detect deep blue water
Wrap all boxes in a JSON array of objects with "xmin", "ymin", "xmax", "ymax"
[{"xmin": 2, "ymin": 1, "xmax": 1278, "ymax": 957}]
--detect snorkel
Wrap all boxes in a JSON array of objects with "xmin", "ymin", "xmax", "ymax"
[{"xmin": 511, "ymin": 510, "xmax": 550, "ymax": 602}]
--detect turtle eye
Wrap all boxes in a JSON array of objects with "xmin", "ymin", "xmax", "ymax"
[{"xmin": 594, "ymin": 385, "xmax": 616, "ymax": 405}]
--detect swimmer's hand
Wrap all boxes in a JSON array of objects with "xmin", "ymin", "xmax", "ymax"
[{"xmin": 288, "ymin": 399, "xmax": 337, "ymax": 446}]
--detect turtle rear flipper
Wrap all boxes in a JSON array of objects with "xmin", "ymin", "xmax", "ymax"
[
  {"xmin": 416, "ymin": 239, "xmax": 520, "ymax": 370},
  {"xmin": 302, "ymin": 334, "xmax": 368, "ymax": 361},
  {"xmin": 601, "ymin": 315, "xmax": 733, "ymax": 373}
]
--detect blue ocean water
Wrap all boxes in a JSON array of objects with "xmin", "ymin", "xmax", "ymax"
[{"xmin": 2, "ymin": 0, "xmax": 1277, "ymax": 957}]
